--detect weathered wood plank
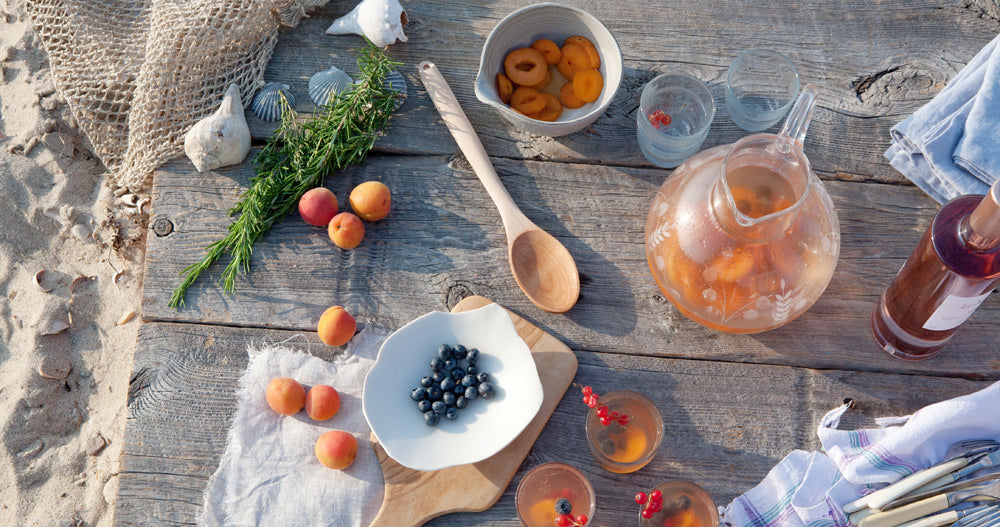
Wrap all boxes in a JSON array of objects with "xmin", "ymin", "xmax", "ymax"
[
  {"xmin": 141, "ymin": 153, "xmax": 1000, "ymax": 378},
  {"xmin": 114, "ymin": 320, "xmax": 995, "ymax": 526},
  {"xmin": 249, "ymin": 0, "xmax": 999, "ymax": 182}
]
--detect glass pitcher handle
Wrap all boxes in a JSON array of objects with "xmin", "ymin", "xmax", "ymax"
[{"xmin": 779, "ymin": 83, "xmax": 819, "ymax": 148}]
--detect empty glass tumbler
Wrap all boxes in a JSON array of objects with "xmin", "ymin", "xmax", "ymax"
[{"xmin": 725, "ymin": 49, "xmax": 799, "ymax": 132}]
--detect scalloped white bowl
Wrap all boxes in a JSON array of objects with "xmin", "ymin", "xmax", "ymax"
[
  {"xmin": 475, "ymin": 3, "xmax": 623, "ymax": 137},
  {"xmin": 362, "ymin": 303, "xmax": 544, "ymax": 471}
]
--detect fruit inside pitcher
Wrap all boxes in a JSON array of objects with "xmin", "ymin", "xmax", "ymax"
[{"xmin": 725, "ymin": 164, "xmax": 797, "ymax": 219}]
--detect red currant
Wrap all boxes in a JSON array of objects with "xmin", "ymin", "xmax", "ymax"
[
  {"xmin": 596, "ymin": 406, "xmax": 608, "ymax": 418},
  {"xmin": 641, "ymin": 508, "xmax": 655, "ymax": 519},
  {"xmin": 582, "ymin": 395, "xmax": 591, "ymax": 405},
  {"xmin": 634, "ymin": 491, "xmax": 648, "ymax": 505},
  {"xmin": 575, "ymin": 514, "xmax": 588, "ymax": 525},
  {"xmin": 582, "ymin": 386, "xmax": 593, "ymax": 397},
  {"xmin": 555, "ymin": 513, "xmax": 572, "ymax": 527},
  {"xmin": 649, "ymin": 490, "xmax": 663, "ymax": 502},
  {"xmin": 600, "ymin": 416, "xmax": 612, "ymax": 426},
  {"xmin": 587, "ymin": 398, "xmax": 598, "ymax": 409}
]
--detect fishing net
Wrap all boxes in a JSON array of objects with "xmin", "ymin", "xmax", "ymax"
[{"xmin": 24, "ymin": 0, "xmax": 327, "ymax": 191}]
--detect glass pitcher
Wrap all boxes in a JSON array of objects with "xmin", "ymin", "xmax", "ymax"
[{"xmin": 644, "ymin": 84, "xmax": 840, "ymax": 334}]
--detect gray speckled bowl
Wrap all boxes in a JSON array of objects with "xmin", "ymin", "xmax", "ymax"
[{"xmin": 475, "ymin": 3, "xmax": 622, "ymax": 137}]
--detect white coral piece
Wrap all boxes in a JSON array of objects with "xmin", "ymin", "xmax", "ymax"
[{"xmin": 325, "ymin": 0, "xmax": 409, "ymax": 48}]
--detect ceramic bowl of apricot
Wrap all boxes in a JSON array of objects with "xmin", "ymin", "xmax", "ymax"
[{"xmin": 475, "ymin": 3, "xmax": 623, "ymax": 137}]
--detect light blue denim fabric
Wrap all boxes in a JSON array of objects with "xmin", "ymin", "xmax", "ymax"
[{"xmin": 886, "ymin": 35, "xmax": 1000, "ymax": 203}]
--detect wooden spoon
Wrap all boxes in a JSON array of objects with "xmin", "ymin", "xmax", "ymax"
[{"xmin": 418, "ymin": 61, "xmax": 579, "ymax": 313}]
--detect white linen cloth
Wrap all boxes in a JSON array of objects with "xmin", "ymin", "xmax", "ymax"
[
  {"xmin": 720, "ymin": 381, "xmax": 1000, "ymax": 526},
  {"xmin": 200, "ymin": 329, "xmax": 388, "ymax": 527}
]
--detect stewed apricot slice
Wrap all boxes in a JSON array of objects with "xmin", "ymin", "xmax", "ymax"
[
  {"xmin": 559, "ymin": 81, "xmax": 586, "ymax": 109},
  {"xmin": 510, "ymin": 86, "xmax": 547, "ymax": 115},
  {"xmin": 504, "ymin": 47, "xmax": 548, "ymax": 87},
  {"xmin": 563, "ymin": 35, "xmax": 600, "ymax": 69},
  {"xmin": 572, "ymin": 68, "xmax": 604, "ymax": 103},
  {"xmin": 530, "ymin": 93, "xmax": 563, "ymax": 122},
  {"xmin": 496, "ymin": 73, "xmax": 514, "ymax": 104},
  {"xmin": 531, "ymin": 39, "xmax": 561, "ymax": 65},
  {"xmin": 529, "ymin": 67, "xmax": 552, "ymax": 91},
  {"xmin": 556, "ymin": 43, "xmax": 590, "ymax": 81}
]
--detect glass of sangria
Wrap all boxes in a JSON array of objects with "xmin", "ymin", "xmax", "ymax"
[
  {"xmin": 636, "ymin": 480, "xmax": 719, "ymax": 527},
  {"xmin": 515, "ymin": 462, "xmax": 595, "ymax": 527},
  {"xmin": 585, "ymin": 390, "xmax": 663, "ymax": 473}
]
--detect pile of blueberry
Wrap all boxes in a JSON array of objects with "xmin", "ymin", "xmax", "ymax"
[{"xmin": 410, "ymin": 344, "xmax": 495, "ymax": 426}]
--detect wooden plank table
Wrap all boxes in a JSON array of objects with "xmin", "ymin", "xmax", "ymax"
[{"xmin": 116, "ymin": 1, "xmax": 1000, "ymax": 525}]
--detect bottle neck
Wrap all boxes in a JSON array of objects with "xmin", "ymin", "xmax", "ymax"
[{"xmin": 961, "ymin": 181, "xmax": 1000, "ymax": 252}]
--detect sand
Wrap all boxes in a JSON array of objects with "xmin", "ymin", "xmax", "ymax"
[{"xmin": 1, "ymin": 1, "xmax": 146, "ymax": 525}]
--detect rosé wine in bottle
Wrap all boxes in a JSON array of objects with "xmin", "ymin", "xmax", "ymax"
[{"xmin": 872, "ymin": 180, "xmax": 1000, "ymax": 360}]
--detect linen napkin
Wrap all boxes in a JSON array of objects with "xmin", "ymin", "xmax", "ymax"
[
  {"xmin": 885, "ymin": 34, "xmax": 1000, "ymax": 203},
  {"xmin": 200, "ymin": 329, "xmax": 388, "ymax": 527},
  {"xmin": 720, "ymin": 380, "xmax": 1000, "ymax": 527}
]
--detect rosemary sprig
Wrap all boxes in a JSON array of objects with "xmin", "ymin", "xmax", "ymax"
[{"xmin": 169, "ymin": 43, "xmax": 401, "ymax": 308}]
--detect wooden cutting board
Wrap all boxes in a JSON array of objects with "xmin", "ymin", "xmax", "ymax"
[{"xmin": 368, "ymin": 296, "xmax": 578, "ymax": 527}]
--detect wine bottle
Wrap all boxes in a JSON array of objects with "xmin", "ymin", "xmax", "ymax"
[{"xmin": 872, "ymin": 180, "xmax": 1000, "ymax": 360}]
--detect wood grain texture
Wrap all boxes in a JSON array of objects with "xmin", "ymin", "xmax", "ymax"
[
  {"xmin": 113, "ymin": 320, "xmax": 995, "ymax": 526},
  {"xmin": 369, "ymin": 295, "xmax": 577, "ymax": 527}
]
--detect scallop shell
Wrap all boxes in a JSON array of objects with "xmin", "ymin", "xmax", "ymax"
[
  {"xmin": 251, "ymin": 82, "xmax": 295, "ymax": 122},
  {"xmin": 383, "ymin": 70, "xmax": 407, "ymax": 110},
  {"xmin": 309, "ymin": 67, "xmax": 354, "ymax": 106},
  {"xmin": 325, "ymin": 0, "xmax": 408, "ymax": 48}
]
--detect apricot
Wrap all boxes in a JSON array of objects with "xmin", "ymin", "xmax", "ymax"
[
  {"xmin": 503, "ymin": 47, "xmax": 548, "ymax": 87},
  {"xmin": 328, "ymin": 212, "xmax": 365, "ymax": 250},
  {"xmin": 558, "ymin": 81, "xmax": 586, "ymax": 109},
  {"xmin": 266, "ymin": 377, "xmax": 306, "ymax": 416},
  {"xmin": 315, "ymin": 430, "xmax": 358, "ymax": 469},
  {"xmin": 530, "ymin": 93, "xmax": 563, "ymax": 122},
  {"xmin": 317, "ymin": 305, "xmax": 356, "ymax": 346},
  {"xmin": 528, "ymin": 67, "xmax": 552, "ymax": 91},
  {"xmin": 563, "ymin": 36, "xmax": 600, "ymax": 69},
  {"xmin": 531, "ymin": 39, "xmax": 561, "ymax": 65},
  {"xmin": 349, "ymin": 181, "xmax": 391, "ymax": 221},
  {"xmin": 496, "ymin": 73, "xmax": 514, "ymax": 104},
  {"xmin": 298, "ymin": 187, "xmax": 338, "ymax": 227},
  {"xmin": 572, "ymin": 68, "xmax": 604, "ymax": 103},
  {"xmin": 305, "ymin": 384, "xmax": 341, "ymax": 421},
  {"xmin": 555, "ymin": 42, "xmax": 590, "ymax": 81},
  {"xmin": 510, "ymin": 87, "xmax": 546, "ymax": 115}
]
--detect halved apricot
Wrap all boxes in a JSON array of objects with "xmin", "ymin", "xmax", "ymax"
[
  {"xmin": 530, "ymin": 93, "xmax": 563, "ymax": 122},
  {"xmin": 529, "ymin": 67, "xmax": 552, "ymax": 91},
  {"xmin": 504, "ymin": 47, "xmax": 548, "ymax": 87},
  {"xmin": 559, "ymin": 81, "xmax": 586, "ymax": 109},
  {"xmin": 531, "ymin": 39, "xmax": 561, "ymax": 65},
  {"xmin": 563, "ymin": 35, "xmax": 600, "ymax": 69},
  {"xmin": 572, "ymin": 68, "xmax": 604, "ymax": 103},
  {"xmin": 496, "ymin": 73, "xmax": 514, "ymax": 104},
  {"xmin": 510, "ymin": 86, "xmax": 547, "ymax": 115},
  {"xmin": 556, "ymin": 43, "xmax": 590, "ymax": 81}
]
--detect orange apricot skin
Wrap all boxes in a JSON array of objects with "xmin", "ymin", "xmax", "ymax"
[
  {"xmin": 315, "ymin": 430, "xmax": 358, "ymax": 469},
  {"xmin": 298, "ymin": 187, "xmax": 338, "ymax": 227},
  {"xmin": 503, "ymin": 47, "xmax": 548, "ymax": 87},
  {"xmin": 266, "ymin": 377, "xmax": 306, "ymax": 416},
  {"xmin": 349, "ymin": 181, "xmax": 391, "ymax": 222},
  {"xmin": 531, "ymin": 39, "xmax": 562, "ymax": 65},
  {"xmin": 556, "ymin": 43, "xmax": 590, "ymax": 81},
  {"xmin": 496, "ymin": 73, "xmax": 514, "ymax": 104},
  {"xmin": 563, "ymin": 36, "xmax": 601, "ymax": 69},
  {"xmin": 317, "ymin": 305, "xmax": 357, "ymax": 346},
  {"xmin": 305, "ymin": 384, "xmax": 341, "ymax": 421},
  {"xmin": 328, "ymin": 212, "xmax": 365, "ymax": 250},
  {"xmin": 572, "ymin": 68, "xmax": 604, "ymax": 103},
  {"xmin": 510, "ymin": 87, "xmax": 547, "ymax": 115},
  {"xmin": 559, "ymin": 81, "xmax": 586, "ymax": 109}
]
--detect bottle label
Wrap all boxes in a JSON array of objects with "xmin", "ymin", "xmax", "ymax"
[{"xmin": 923, "ymin": 293, "xmax": 992, "ymax": 331}]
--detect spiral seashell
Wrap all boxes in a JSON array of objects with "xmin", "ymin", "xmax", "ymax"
[
  {"xmin": 383, "ymin": 69, "xmax": 407, "ymax": 110},
  {"xmin": 309, "ymin": 66, "xmax": 355, "ymax": 107},
  {"xmin": 251, "ymin": 82, "xmax": 295, "ymax": 121},
  {"xmin": 325, "ymin": 0, "xmax": 408, "ymax": 48}
]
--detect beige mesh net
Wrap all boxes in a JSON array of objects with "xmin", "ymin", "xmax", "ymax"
[{"xmin": 25, "ymin": 0, "xmax": 326, "ymax": 191}]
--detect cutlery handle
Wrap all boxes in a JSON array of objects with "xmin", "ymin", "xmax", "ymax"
[
  {"xmin": 857, "ymin": 494, "xmax": 951, "ymax": 527},
  {"xmin": 896, "ymin": 509, "xmax": 960, "ymax": 527},
  {"xmin": 863, "ymin": 457, "xmax": 969, "ymax": 511},
  {"xmin": 849, "ymin": 507, "xmax": 877, "ymax": 525}
]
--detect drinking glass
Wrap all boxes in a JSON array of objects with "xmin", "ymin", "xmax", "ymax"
[
  {"xmin": 637, "ymin": 480, "xmax": 719, "ymax": 527},
  {"xmin": 725, "ymin": 49, "xmax": 799, "ymax": 132},
  {"xmin": 515, "ymin": 462, "xmax": 596, "ymax": 527},
  {"xmin": 585, "ymin": 390, "xmax": 663, "ymax": 473},
  {"xmin": 637, "ymin": 72, "xmax": 716, "ymax": 169}
]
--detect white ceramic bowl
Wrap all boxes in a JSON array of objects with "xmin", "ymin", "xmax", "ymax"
[
  {"xmin": 475, "ymin": 3, "xmax": 623, "ymax": 137},
  {"xmin": 362, "ymin": 303, "xmax": 544, "ymax": 471}
]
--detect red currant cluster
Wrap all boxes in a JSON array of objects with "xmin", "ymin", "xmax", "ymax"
[
  {"xmin": 553, "ymin": 497, "xmax": 588, "ymax": 526},
  {"xmin": 580, "ymin": 385, "xmax": 629, "ymax": 426},
  {"xmin": 635, "ymin": 489, "xmax": 664, "ymax": 519},
  {"xmin": 647, "ymin": 110, "xmax": 672, "ymax": 129}
]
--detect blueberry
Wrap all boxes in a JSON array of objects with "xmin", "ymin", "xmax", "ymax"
[
  {"xmin": 466, "ymin": 348, "xmax": 479, "ymax": 363},
  {"xmin": 450, "ymin": 367, "xmax": 465, "ymax": 380},
  {"xmin": 466, "ymin": 365, "xmax": 479, "ymax": 376},
  {"xmin": 420, "ymin": 376, "xmax": 433, "ymax": 388},
  {"xmin": 456, "ymin": 396, "xmax": 469, "ymax": 409},
  {"xmin": 453, "ymin": 345, "xmax": 468, "ymax": 360},
  {"xmin": 445, "ymin": 407, "xmax": 459, "ymax": 420},
  {"xmin": 441, "ymin": 377, "xmax": 456, "ymax": 392},
  {"xmin": 462, "ymin": 374, "xmax": 478, "ymax": 387},
  {"xmin": 443, "ymin": 359, "xmax": 457, "ymax": 370},
  {"xmin": 424, "ymin": 411, "xmax": 440, "ymax": 426},
  {"xmin": 454, "ymin": 384, "xmax": 465, "ymax": 395},
  {"xmin": 442, "ymin": 391, "xmax": 456, "ymax": 406},
  {"xmin": 478, "ymin": 382, "xmax": 494, "ymax": 399},
  {"xmin": 411, "ymin": 388, "xmax": 426, "ymax": 401},
  {"xmin": 437, "ymin": 344, "xmax": 454, "ymax": 360},
  {"xmin": 476, "ymin": 372, "xmax": 489, "ymax": 384},
  {"xmin": 555, "ymin": 498, "xmax": 572, "ymax": 515},
  {"xmin": 432, "ymin": 401, "xmax": 447, "ymax": 415},
  {"xmin": 464, "ymin": 386, "xmax": 478, "ymax": 400},
  {"xmin": 417, "ymin": 400, "xmax": 432, "ymax": 412},
  {"xmin": 431, "ymin": 371, "xmax": 446, "ymax": 383},
  {"xmin": 430, "ymin": 357, "xmax": 444, "ymax": 372},
  {"xmin": 426, "ymin": 385, "xmax": 442, "ymax": 400}
]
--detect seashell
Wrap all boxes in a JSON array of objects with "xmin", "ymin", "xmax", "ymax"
[
  {"xmin": 325, "ymin": 0, "xmax": 408, "ymax": 48},
  {"xmin": 113, "ymin": 270, "xmax": 128, "ymax": 288},
  {"xmin": 69, "ymin": 275, "xmax": 94, "ymax": 294},
  {"xmin": 251, "ymin": 82, "xmax": 295, "ymax": 122},
  {"xmin": 383, "ymin": 69, "xmax": 407, "ymax": 110},
  {"xmin": 184, "ymin": 84, "xmax": 251, "ymax": 173},
  {"xmin": 34, "ymin": 270, "xmax": 55, "ymax": 293},
  {"xmin": 117, "ymin": 311, "xmax": 136, "ymax": 326},
  {"xmin": 309, "ymin": 66, "xmax": 354, "ymax": 106},
  {"xmin": 119, "ymin": 193, "xmax": 141, "ymax": 208},
  {"xmin": 70, "ymin": 224, "xmax": 91, "ymax": 243},
  {"xmin": 42, "ymin": 318, "xmax": 70, "ymax": 336}
]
